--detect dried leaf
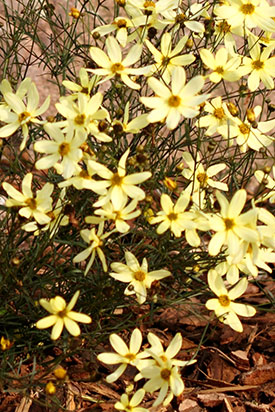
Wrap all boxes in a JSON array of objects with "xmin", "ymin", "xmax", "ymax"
[{"xmin": 240, "ymin": 362, "xmax": 275, "ymax": 385}]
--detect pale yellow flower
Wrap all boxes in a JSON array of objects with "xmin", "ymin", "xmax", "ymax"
[
  {"xmin": 22, "ymin": 188, "xmax": 69, "ymax": 237},
  {"xmin": 197, "ymin": 96, "xmax": 232, "ymax": 136},
  {"xmin": 34, "ymin": 123, "xmax": 85, "ymax": 179},
  {"xmin": 73, "ymin": 222, "xmax": 115, "ymax": 274},
  {"xmin": 0, "ymin": 81, "xmax": 50, "ymax": 150},
  {"xmin": 97, "ymin": 328, "xmax": 148, "ymax": 383},
  {"xmin": 92, "ymin": 16, "xmax": 136, "ymax": 47},
  {"xmin": 238, "ymin": 35, "xmax": 275, "ymax": 91},
  {"xmin": 254, "ymin": 166, "xmax": 275, "ymax": 204},
  {"xmin": 55, "ymin": 92, "xmax": 111, "ymax": 142},
  {"xmin": 58, "ymin": 160, "xmax": 109, "ymax": 195},
  {"xmin": 135, "ymin": 333, "xmax": 196, "ymax": 407},
  {"xmin": 218, "ymin": 106, "xmax": 275, "ymax": 152},
  {"xmin": 36, "ymin": 291, "xmax": 91, "ymax": 340},
  {"xmin": 141, "ymin": 67, "xmax": 209, "ymax": 130},
  {"xmin": 109, "ymin": 251, "xmax": 171, "ymax": 304},
  {"xmin": 89, "ymin": 149, "xmax": 151, "ymax": 210},
  {"xmin": 112, "ymin": 102, "xmax": 149, "ymax": 134},
  {"xmin": 200, "ymin": 47, "xmax": 241, "ymax": 83},
  {"xmin": 145, "ymin": 33, "xmax": 195, "ymax": 83},
  {"xmin": 206, "ymin": 269, "xmax": 256, "ymax": 332},
  {"xmin": 92, "ymin": 198, "xmax": 141, "ymax": 233},
  {"xmin": 62, "ymin": 67, "xmax": 99, "ymax": 99},
  {"xmin": 181, "ymin": 151, "xmax": 228, "ymax": 192},
  {"xmin": 2, "ymin": 173, "xmax": 53, "ymax": 225},
  {"xmin": 115, "ymin": 389, "xmax": 147, "ymax": 412},
  {"xmin": 208, "ymin": 189, "xmax": 259, "ymax": 257},
  {"xmin": 89, "ymin": 36, "xmax": 149, "ymax": 89},
  {"xmin": 150, "ymin": 193, "xmax": 201, "ymax": 246},
  {"xmin": 214, "ymin": 0, "xmax": 275, "ymax": 32}
]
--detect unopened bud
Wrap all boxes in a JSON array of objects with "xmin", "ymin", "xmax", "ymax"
[
  {"xmin": 246, "ymin": 108, "xmax": 256, "ymax": 123},
  {"xmin": 45, "ymin": 381, "xmax": 56, "ymax": 395},
  {"xmin": 227, "ymin": 102, "xmax": 239, "ymax": 117},
  {"xmin": 69, "ymin": 7, "xmax": 81, "ymax": 19},
  {"xmin": 12, "ymin": 257, "xmax": 21, "ymax": 266},
  {"xmin": 164, "ymin": 177, "xmax": 178, "ymax": 191},
  {"xmin": 92, "ymin": 32, "xmax": 100, "ymax": 40},
  {"xmin": 185, "ymin": 39, "xmax": 193, "ymax": 48},
  {"xmin": 54, "ymin": 366, "xmax": 67, "ymax": 380},
  {"xmin": 263, "ymin": 166, "xmax": 271, "ymax": 174}
]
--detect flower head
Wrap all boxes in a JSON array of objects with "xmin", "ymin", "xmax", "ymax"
[
  {"xmin": 115, "ymin": 389, "xmax": 147, "ymax": 412},
  {"xmin": 109, "ymin": 251, "xmax": 171, "ymax": 304},
  {"xmin": 0, "ymin": 80, "xmax": 50, "ymax": 150},
  {"xmin": 2, "ymin": 173, "xmax": 53, "ymax": 225},
  {"xmin": 208, "ymin": 189, "xmax": 259, "ymax": 257},
  {"xmin": 36, "ymin": 291, "xmax": 92, "ymax": 340},
  {"xmin": 141, "ymin": 67, "xmax": 209, "ymax": 130},
  {"xmin": 97, "ymin": 328, "xmax": 148, "ymax": 382},
  {"xmin": 206, "ymin": 269, "xmax": 256, "ymax": 332},
  {"xmin": 89, "ymin": 36, "xmax": 149, "ymax": 89},
  {"xmin": 89, "ymin": 149, "xmax": 151, "ymax": 210}
]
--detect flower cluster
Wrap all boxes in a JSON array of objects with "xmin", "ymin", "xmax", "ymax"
[{"xmin": 98, "ymin": 329, "xmax": 196, "ymax": 408}]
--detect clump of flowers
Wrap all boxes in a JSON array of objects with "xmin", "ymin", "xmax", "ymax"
[{"xmin": 98, "ymin": 329, "xmax": 196, "ymax": 407}]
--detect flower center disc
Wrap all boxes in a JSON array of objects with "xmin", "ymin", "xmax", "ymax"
[
  {"xmin": 26, "ymin": 198, "xmax": 37, "ymax": 210},
  {"xmin": 240, "ymin": 3, "xmax": 255, "ymax": 14},
  {"xmin": 134, "ymin": 270, "xmax": 146, "ymax": 281},
  {"xmin": 214, "ymin": 107, "xmax": 225, "ymax": 119},
  {"xmin": 168, "ymin": 95, "xmax": 181, "ymax": 107},
  {"xmin": 218, "ymin": 294, "xmax": 231, "ymax": 307},
  {"xmin": 161, "ymin": 368, "xmax": 171, "ymax": 381},
  {"xmin": 59, "ymin": 142, "xmax": 70, "ymax": 156}
]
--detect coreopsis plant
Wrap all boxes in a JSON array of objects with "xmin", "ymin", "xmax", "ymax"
[
  {"xmin": 89, "ymin": 36, "xmax": 150, "ymax": 89},
  {"xmin": 199, "ymin": 47, "xmax": 241, "ymax": 83},
  {"xmin": 214, "ymin": 0, "xmax": 275, "ymax": 32},
  {"xmin": 140, "ymin": 67, "xmax": 209, "ymax": 130},
  {"xmin": 55, "ymin": 92, "xmax": 111, "ymax": 142},
  {"xmin": 238, "ymin": 35, "xmax": 275, "ymax": 91},
  {"xmin": 0, "ymin": 80, "xmax": 50, "ymax": 150},
  {"xmin": 208, "ymin": 189, "xmax": 259, "ymax": 257},
  {"xmin": 36, "ymin": 291, "xmax": 92, "ymax": 340},
  {"xmin": 115, "ymin": 389, "xmax": 147, "ymax": 412},
  {"xmin": 2, "ymin": 173, "xmax": 53, "ymax": 225},
  {"xmin": 73, "ymin": 222, "xmax": 115, "ymax": 274},
  {"xmin": 145, "ymin": 33, "xmax": 195, "ymax": 83},
  {"xmin": 34, "ymin": 123, "xmax": 85, "ymax": 179},
  {"xmin": 97, "ymin": 328, "xmax": 149, "ymax": 383},
  {"xmin": 150, "ymin": 193, "xmax": 203, "ymax": 246},
  {"xmin": 135, "ymin": 333, "xmax": 196, "ymax": 407},
  {"xmin": 206, "ymin": 269, "xmax": 256, "ymax": 332},
  {"xmin": 109, "ymin": 251, "xmax": 171, "ymax": 304},
  {"xmin": 89, "ymin": 148, "xmax": 152, "ymax": 209},
  {"xmin": 2, "ymin": 0, "xmax": 275, "ymax": 404}
]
